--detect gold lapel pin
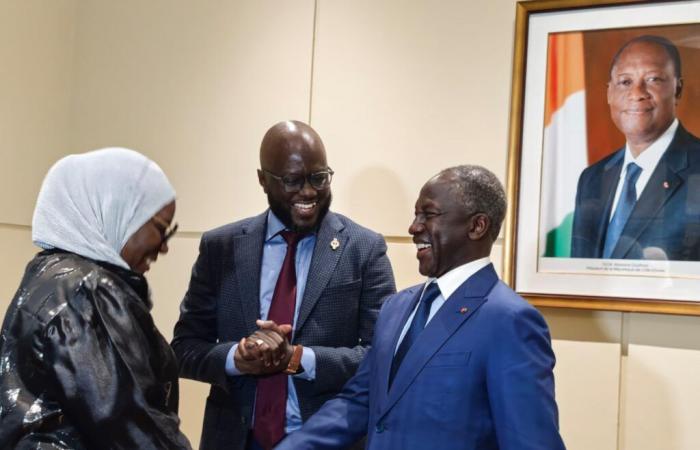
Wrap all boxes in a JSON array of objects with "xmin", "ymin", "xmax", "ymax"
[
  {"xmin": 663, "ymin": 181, "xmax": 670, "ymax": 189},
  {"xmin": 459, "ymin": 307, "xmax": 468, "ymax": 314},
  {"xmin": 330, "ymin": 237, "xmax": 340, "ymax": 250}
]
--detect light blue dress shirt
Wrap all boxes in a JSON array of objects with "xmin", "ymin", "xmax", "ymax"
[{"xmin": 224, "ymin": 211, "xmax": 317, "ymax": 433}]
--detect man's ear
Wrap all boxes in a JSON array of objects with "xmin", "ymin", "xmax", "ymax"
[
  {"xmin": 467, "ymin": 213, "xmax": 490, "ymax": 241},
  {"xmin": 676, "ymin": 78, "xmax": 684, "ymax": 100},
  {"xmin": 257, "ymin": 169, "xmax": 269, "ymax": 193}
]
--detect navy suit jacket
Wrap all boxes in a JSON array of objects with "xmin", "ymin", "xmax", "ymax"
[
  {"xmin": 572, "ymin": 124, "xmax": 700, "ymax": 260},
  {"xmin": 171, "ymin": 210, "xmax": 396, "ymax": 450},
  {"xmin": 277, "ymin": 264, "xmax": 565, "ymax": 450}
]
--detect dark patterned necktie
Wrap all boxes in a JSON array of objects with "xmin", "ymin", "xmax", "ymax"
[
  {"xmin": 389, "ymin": 282, "xmax": 441, "ymax": 388},
  {"xmin": 253, "ymin": 231, "xmax": 302, "ymax": 450},
  {"xmin": 603, "ymin": 162, "xmax": 642, "ymax": 258}
]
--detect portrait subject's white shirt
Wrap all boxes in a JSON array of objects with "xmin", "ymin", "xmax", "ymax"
[
  {"xmin": 394, "ymin": 257, "xmax": 491, "ymax": 354},
  {"xmin": 609, "ymin": 118, "xmax": 678, "ymax": 218}
]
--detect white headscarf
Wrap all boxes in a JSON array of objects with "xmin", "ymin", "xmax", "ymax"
[{"xmin": 32, "ymin": 147, "xmax": 176, "ymax": 270}]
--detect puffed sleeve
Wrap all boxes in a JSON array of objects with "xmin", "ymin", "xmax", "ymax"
[{"xmin": 40, "ymin": 278, "xmax": 191, "ymax": 450}]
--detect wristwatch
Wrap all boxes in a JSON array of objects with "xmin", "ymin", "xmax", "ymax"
[{"xmin": 284, "ymin": 345, "xmax": 304, "ymax": 375}]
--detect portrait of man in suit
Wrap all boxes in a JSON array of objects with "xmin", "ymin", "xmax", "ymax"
[
  {"xmin": 571, "ymin": 35, "xmax": 700, "ymax": 260},
  {"xmin": 276, "ymin": 165, "xmax": 565, "ymax": 450},
  {"xmin": 171, "ymin": 120, "xmax": 396, "ymax": 450}
]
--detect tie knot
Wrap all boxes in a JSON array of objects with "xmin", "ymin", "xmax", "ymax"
[
  {"xmin": 420, "ymin": 282, "xmax": 441, "ymax": 307},
  {"xmin": 280, "ymin": 230, "xmax": 304, "ymax": 246},
  {"xmin": 626, "ymin": 162, "xmax": 642, "ymax": 181}
]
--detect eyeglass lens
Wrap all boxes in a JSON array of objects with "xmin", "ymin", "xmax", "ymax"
[{"xmin": 281, "ymin": 170, "xmax": 333, "ymax": 192}]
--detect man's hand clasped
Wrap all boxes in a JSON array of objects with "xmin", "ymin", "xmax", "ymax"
[{"xmin": 234, "ymin": 319, "xmax": 295, "ymax": 375}]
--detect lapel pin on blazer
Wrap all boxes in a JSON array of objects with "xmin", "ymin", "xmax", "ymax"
[
  {"xmin": 459, "ymin": 307, "xmax": 468, "ymax": 314},
  {"xmin": 330, "ymin": 237, "xmax": 340, "ymax": 250},
  {"xmin": 663, "ymin": 181, "xmax": 670, "ymax": 189}
]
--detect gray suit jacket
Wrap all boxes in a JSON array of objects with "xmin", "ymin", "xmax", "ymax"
[{"xmin": 172, "ymin": 210, "xmax": 396, "ymax": 450}]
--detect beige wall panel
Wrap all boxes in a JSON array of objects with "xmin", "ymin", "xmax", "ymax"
[
  {"xmin": 311, "ymin": 0, "xmax": 516, "ymax": 236},
  {"xmin": 552, "ymin": 339, "xmax": 620, "ymax": 450},
  {"xmin": 541, "ymin": 308, "xmax": 622, "ymax": 343},
  {"xmin": 540, "ymin": 309, "xmax": 622, "ymax": 450},
  {"xmin": 626, "ymin": 312, "xmax": 700, "ymax": 351},
  {"xmin": 0, "ymin": 1, "xmax": 76, "ymax": 225},
  {"xmin": 0, "ymin": 227, "xmax": 38, "ymax": 322},
  {"xmin": 69, "ymin": 0, "xmax": 315, "ymax": 232},
  {"xmin": 620, "ymin": 313, "xmax": 700, "ymax": 450},
  {"xmin": 178, "ymin": 377, "xmax": 209, "ymax": 448},
  {"xmin": 622, "ymin": 344, "xmax": 700, "ymax": 450}
]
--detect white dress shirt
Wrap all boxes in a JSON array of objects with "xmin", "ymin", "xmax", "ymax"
[
  {"xmin": 609, "ymin": 118, "xmax": 678, "ymax": 218},
  {"xmin": 395, "ymin": 257, "xmax": 491, "ymax": 353}
]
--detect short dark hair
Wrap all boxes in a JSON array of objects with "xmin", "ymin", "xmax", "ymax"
[
  {"xmin": 441, "ymin": 165, "xmax": 506, "ymax": 241},
  {"xmin": 610, "ymin": 35, "xmax": 681, "ymax": 79}
]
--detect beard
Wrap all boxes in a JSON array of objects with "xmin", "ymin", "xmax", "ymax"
[{"xmin": 267, "ymin": 191, "xmax": 332, "ymax": 234}]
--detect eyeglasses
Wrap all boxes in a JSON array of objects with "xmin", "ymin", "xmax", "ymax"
[
  {"xmin": 152, "ymin": 215, "xmax": 179, "ymax": 246},
  {"xmin": 262, "ymin": 168, "xmax": 334, "ymax": 193}
]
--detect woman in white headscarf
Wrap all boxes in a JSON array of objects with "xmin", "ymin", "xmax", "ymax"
[{"xmin": 0, "ymin": 148, "xmax": 191, "ymax": 449}]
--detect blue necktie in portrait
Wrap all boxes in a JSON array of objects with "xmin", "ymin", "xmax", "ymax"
[
  {"xmin": 389, "ymin": 281, "xmax": 441, "ymax": 388},
  {"xmin": 603, "ymin": 162, "xmax": 642, "ymax": 258}
]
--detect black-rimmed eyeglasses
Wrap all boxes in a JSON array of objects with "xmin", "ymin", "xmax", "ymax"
[
  {"xmin": 262, "ymin": 168, "xmax": 334, "ymax": 193},
  {"xmin": 152, "ymin": 215, "xmax": 179, "ymax": 246}
]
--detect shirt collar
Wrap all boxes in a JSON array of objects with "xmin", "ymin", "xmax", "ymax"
[
  {"xmin": 424, "ymin": 256, "xmax": 491, "ymax": 300},
  {"xmin": 623, "ymin": 118, "xmax": 678, "ymax": 172},
  {"xmin": 265, "ymin": 210, "xmax": 288, "ymax": 242}
]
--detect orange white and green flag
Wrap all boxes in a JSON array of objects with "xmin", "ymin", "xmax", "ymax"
[{"xmin": 540, "ymin": 32, "xmax": 589, "ymax": 257}]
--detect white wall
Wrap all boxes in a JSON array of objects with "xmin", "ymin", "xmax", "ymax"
[{"xmin": 3, "ymin": 1, "xmax": 700, "ymax": 449}]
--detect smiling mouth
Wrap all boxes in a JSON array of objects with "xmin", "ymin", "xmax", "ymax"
[
  {"xmin": 415, "ymin": 242, "xmax": 432, "ymax": 257},
  {"xmin": 624, "ymin": 108, "xmax": 653, "ymax": 114},
  {"xmin": 293, "ymin": 202, "xmax": 317, "ymax": 213}
]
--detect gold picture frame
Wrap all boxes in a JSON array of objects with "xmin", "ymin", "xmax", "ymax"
[{"xmin": 503, "ymin": 0, "xmax": 700, "ymax": 315}]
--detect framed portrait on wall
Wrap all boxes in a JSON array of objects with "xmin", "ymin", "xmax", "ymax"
[{"xmin": 503, "ymin": 0, "xmax": 700, "ymax": 315}]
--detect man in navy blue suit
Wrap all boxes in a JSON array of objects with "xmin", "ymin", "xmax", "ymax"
[
  {"xmin": 275, "ymin": 165, "xmax": 565, "ymax": 450},
  {"xmin": 572, "ymin": 35, "xmax": 700, "ymax": 260}
]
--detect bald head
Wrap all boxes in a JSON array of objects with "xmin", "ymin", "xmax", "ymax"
[
  {"xmin": 260, "ymin": 121, "xmax": 327, "ymax": 169},
  {"xmin": 257, "ymin": 120, "xmax": 332, "ymax": 232}
]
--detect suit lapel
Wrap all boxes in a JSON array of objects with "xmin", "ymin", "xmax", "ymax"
[
  {"xmin": 613, "ymin": 130, "xmax": 688, "ymax": 258},
  {"xmin": 232, "ymin": 212, "xmax": 267, "ymax": 334},
  {"xmin": 379, "ymin": 265, "xmax": 498, "ymax": 418},
  {"xmin": 295, "ymin": 212, "xmax": 346, "ymax": 332},
  {"xmin": 374, "ymin": 286, "xmax": 423, "ymax": 407}
]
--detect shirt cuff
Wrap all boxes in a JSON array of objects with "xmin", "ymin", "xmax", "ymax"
[
  {"xmin": 225, "ymin": 343, "xmax": 242, "ymax": 376},
  {"xmin": 294, "ymin": 346, "xmax": 316, "ymax": 380}
]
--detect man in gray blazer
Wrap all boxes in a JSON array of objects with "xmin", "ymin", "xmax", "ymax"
[{"xmin": 172, "ymin": 120, "xmax": 396, "ymax": 450}]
